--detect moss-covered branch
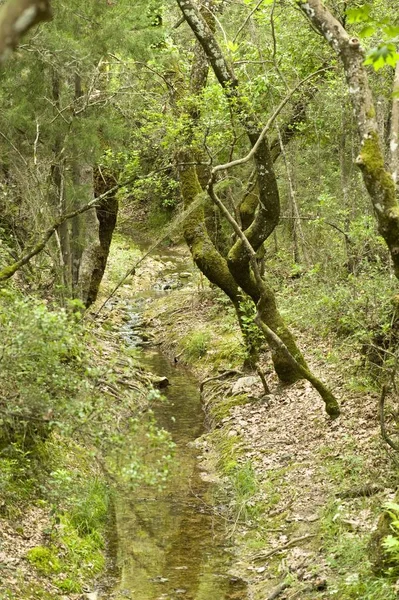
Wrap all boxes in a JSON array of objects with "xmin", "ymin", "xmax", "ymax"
[{"xmin": 207, "ymin": 179, "xmax": 340, "ymax": 416}]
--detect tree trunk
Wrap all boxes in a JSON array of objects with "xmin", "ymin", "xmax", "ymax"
[
  {"xmin": 297, "ymin": 0, "xmax": 399, "ymax": 279},
  {"xmin": 176, "ymin": 0, "xmax": 318, "ymax": 383},
  {"xmin": 75, "ymin": 168, "xmax": 118, "ymax": 308}
]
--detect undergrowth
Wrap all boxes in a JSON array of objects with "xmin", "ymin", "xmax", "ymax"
[{"xmin": 0, "ymin": 284, "xmax": 173, "ymax": 598}]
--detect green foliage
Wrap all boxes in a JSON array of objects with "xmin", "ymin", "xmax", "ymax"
[
  {"xmin": 239, "ymin": 296, "xmax": 264, "ymax": 350},
  {"xmin": 0, "ymin": 289, "xmax": 99, "ymax": 450},
  {"xmin": 317, "ymin": 501, "xmax": 397, "ymax": 599},
  {"xmin": 346, "ymin": 4, "xmax": 399, "ymax": 70},
  {"xmin": 382, "ymin": 503, "xmax": 399, "ymax": 571},
  {"xmin": 22, "ymin": 438, "xmax": 110, "ymax": 594},
  {"xmin": 181, "ymin": 329, "xmax": 211, "ymax": 359},
  {"xmin": 276, "ymin": 250, "xmax": 396, "ymax": 384}
]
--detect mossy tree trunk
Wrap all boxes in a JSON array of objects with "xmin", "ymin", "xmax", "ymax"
[
  {"xmin": 75, "ymin": 167, "xmax": 118, "ymax": 308},
  {"xmin": 176, "ymin": 0, "xmax": 310, "ymax": 383},
  {"xmin": 178, "ymin": 152, "xmax": 258, "ymax": 361},
  {"xmin": 297, "ymin": 0, "xmax": 399, "ymax": 279}
]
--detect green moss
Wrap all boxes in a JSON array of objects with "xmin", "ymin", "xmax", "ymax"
[
  {"xmin": 213, "ymin": 430, "xmax": 243, "ymax": 474},
  {"xmin": 360, "ymin": 133, "xmax": 396, "ymax": 207},
  {"xmin": 26, "ymin": 546, "xmax": 62, "ymax": 575},
  {"xmin": 211, "ymin": 394, "xmax": 251, "ymax": 420}
]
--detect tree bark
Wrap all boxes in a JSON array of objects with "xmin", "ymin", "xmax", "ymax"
[
  {"xmin": 297, "ymin": 0, "xmax": 399, "ymax": 278},
  {"xmin": 177, "ymin": 0, "xmax": 313, "ymax": 382},
  {"xmin": 390, "ymin": 59, "xmax": 399, "ymax": 188},
  {"xmin": 75, "ymin": 168, "xmax": 118, "ymax": 308}
]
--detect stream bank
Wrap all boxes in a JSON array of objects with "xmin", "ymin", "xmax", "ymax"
[
  {"xmin": 100, "ymin": 233, "xmax": 399, "ymax": 600},
  {"xmin": 98, "ymin": 235, "xmax": 249, "ymax": 600}
]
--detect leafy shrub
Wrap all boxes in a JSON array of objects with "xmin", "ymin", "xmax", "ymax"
[
  {"xmin": 0, "ymin": 289, "xmax": 98, "ymax": 451},
  {"xmin": 382, "ymin": 502, "xmax": 399, "ymax": 570}
]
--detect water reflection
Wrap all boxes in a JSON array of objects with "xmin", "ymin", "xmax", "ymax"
[{"xmin": 112, "ymin": 350, "xmax": 247, "ymax": 600}]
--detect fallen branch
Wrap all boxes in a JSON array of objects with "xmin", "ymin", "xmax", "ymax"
[
  {"xmin": 267, "ymin": 581, "xmax": 290, "ymax": 600},
  {"xmin": 200, "ymin": 369, "xmax": 243, "ymax": 396},
  {"xmin": 337, "ymin": 484, "xmax": 387, "ymax": 499},
  {"xmin": 252, "ymin": 534, "xmax": 316, "ymax": 561}
]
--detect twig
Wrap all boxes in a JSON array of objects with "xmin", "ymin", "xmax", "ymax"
[
  {"xmin": 256, "ymin": 364, "xmax": 271, "ymax": 395},
  {"xmin": 33, "ymin": 118, "xmax": 40, "ymax": 165},
  {"xmin": 267, "ymin": 581, "xmax": 290, "ymax": 600},
  {"xmin": 253, "ymin": 534, "xmax": 316, "ymax": 561},
  {"xmin": 233, "ymin": 0, "xmax": 267, "ymax": 43}
]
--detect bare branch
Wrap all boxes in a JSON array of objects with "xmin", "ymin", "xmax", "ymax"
[
  {"xmin": 233, "ymin": 0, "xmax": 266, "ymax": 43},
  {"xmin": 212, "ymin": 66, "xmax": 332, "ymax": 175},
  {"xmin": 379, "ymin": 384, "xmax": 399, "ymax": 452},
  {"xmin": 0, "ymin": 180, "xmax": 124, "ymax": 282}
]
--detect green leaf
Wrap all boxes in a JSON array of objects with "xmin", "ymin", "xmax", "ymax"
[
  {"xmin": 227, "ymin": 40, "xmax": 239, "ymax": 53},
  {"xmin": 364, "ymin": 44, "xmax": 399, "ymax": 70},
  {"xmin": 346, "ymin": 4, "xmax": 372, "ymax": 24},
  {"xmin": 358, "ymin": 24, "xmax": 376, "ymax": 38},
  {"xmin": 382, "ymin": 25, "xmax": 399, "ymax": 38}
]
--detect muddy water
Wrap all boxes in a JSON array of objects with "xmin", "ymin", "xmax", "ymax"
[{"xmin": 110, "ymin": 242, "xmax": 247, "ymax": 600}]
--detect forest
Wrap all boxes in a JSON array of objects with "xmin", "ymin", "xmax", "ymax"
[{"xmin": 1, "ymin": 0, "xmax": 399, "ymax": 598}]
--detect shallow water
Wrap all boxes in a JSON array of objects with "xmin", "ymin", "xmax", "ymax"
[{"xmin": 111, "ymin": 303, "xmax": 247, "ymax": 600}]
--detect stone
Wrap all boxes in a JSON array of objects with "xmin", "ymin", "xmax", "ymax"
[
  {"xmin": 230, "ymin": 376, "xmax": 263, "ymax": 397},
  {"xmin": 178, "ymin": 272, "xmax": 192, "ymax": 278},
  {"xmin": 152, "ymin": 375, "xmax": 169, "ymax": 388}
]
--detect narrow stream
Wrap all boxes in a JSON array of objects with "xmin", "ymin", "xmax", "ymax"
[{"xmin": 109, "ymin": 239, "xmax": 248, "ymax": 600}]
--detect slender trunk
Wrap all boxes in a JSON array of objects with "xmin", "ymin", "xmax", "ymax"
[
  {"xmin": 277, "ymin": 129, "xmax": 308, "ymax": 265},
  {"xmin": 390, "ymin": 59, "xmax": 399, "ymax": 189},
  {"xmin": 51, "ymin": 70, "xmax": 72, "ymax": 294},
  {"xmin": 75, "ymin": 167, "xmax": 118, "ymax": 308}
]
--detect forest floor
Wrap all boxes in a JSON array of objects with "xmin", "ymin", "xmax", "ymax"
[
  {"xmin": 112, "ymin": 234, "xmax": 399, "ymax": 600},
  {"xmin": 2, "ymin": 234, "xmax": 398, "ymax": 600}
]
